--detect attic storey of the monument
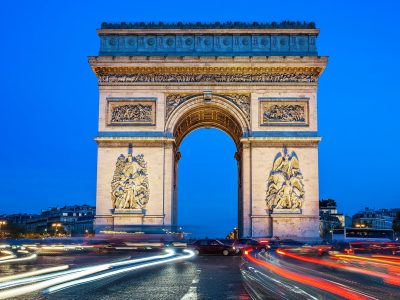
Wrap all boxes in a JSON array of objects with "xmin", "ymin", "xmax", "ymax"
[{"xmin": 89, "ymin": 22, "xmax": 327, "ymax": 239}]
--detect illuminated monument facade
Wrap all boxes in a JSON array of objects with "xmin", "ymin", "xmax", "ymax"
[{"xmin": 89, "ymin": 22, "xmax": 328, "ymax": 238}]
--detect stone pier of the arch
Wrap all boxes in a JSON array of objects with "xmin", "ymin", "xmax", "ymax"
[{"xmin": 90, "ymin": 22, "xmax": 328, "ymax": 239}]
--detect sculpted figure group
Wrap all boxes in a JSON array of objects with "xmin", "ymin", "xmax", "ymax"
[
  {"xmin": 266, "ymin": 148, "xmax": 305, "ymax": 211},
  {"xmin": 111, "ymin": 151, "xmax": 150, "ymax": 210}
]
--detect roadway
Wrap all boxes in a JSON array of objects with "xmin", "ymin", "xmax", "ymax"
[
  {"xmin": 1, "ymin": 251, "xmax": 249, "ymax": 300},
  {"xmin": 1, "ymin": 248, "xmax": 399, "ymax": 299}
]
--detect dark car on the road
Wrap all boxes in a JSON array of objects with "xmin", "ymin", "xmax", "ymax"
[
  {"xmin": 189, "ymin": 239, "xmax": 236, "ymax": 256},
  {"xmin": 232, "ymin": 239, "xmax": 267, "ymax": 253},
  {"xmin": 267, "ymin": 239, "xmax": 305, "ymax": 249}
]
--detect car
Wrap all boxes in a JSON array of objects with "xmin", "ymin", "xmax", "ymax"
[
  {"xmin": 266, "ymin": 239, "xmax": 306, "ymax": 250},
  {"xmin": 232, "ymin": 239, "xmax": 267, "ymax": 253},
  {"xmin": 189, "ymin": 239, "xmax": 236, "ymax": 256},
  {"xmin": 331, "ymin": 241, "xmax": 400, "ymax": 255}
]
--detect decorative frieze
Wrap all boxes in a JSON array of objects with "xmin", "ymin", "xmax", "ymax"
[
  {"xmin": 99, "ymin": 72, "xmax": 318, "ymax": 85},
  {"xmin": 107, "ymin": 100, "xmax": 156, "ymax": 126},
  {"xmin": 260, "ymin": 99, "xmax": 309, "ymax": 126},
  {"xmin": 266, "ymin": 148, "xmax": 305, "ymax": 212}
]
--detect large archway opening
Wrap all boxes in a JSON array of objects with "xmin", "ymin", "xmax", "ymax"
[
  {"xmin": 168, "ymin": 98, "xmax": 248, "ymax": 238},
  {"xmin": 177, "ymin": 128, "xmax": 237, "ymax": 238}
]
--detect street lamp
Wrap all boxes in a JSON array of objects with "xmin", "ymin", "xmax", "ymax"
[
  {"xmin": 51, "ymin": 223, "xmax": 62, "ymax": 236},
  {"xmin": 0, "ymin": 220, "xmax": 6, "ymax": 231}
]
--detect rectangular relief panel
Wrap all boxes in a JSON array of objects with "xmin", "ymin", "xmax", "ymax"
[
  {"xmin": 106, "ymin": 98, "xmax": 156, "ymax": 126},
  {"xmin": 259, "ymin": 98, "xmax": 309, "ymax": 126}
]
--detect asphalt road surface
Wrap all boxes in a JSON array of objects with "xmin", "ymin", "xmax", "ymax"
[
  {"xmin": 2, "ymin": 250, "xmax": 400, "ymax": 299},
  {"xmin": 4, "ymin": 253, "xmax": 250, "ymax": 300}
]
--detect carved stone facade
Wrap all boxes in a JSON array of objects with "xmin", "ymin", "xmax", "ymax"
[
  {"xmin": 260, "ymin": 100, "xmax": 309, "ymax": 126},
  {"xmin": 266, "ymin": 148, "xmax": 305, "ymax": 212},
  {"xmin": 92, "ymin": 22, "xmax": 327, "ymax": 239},
  {"xmin": 111, "ymin": 149, "xmax": 150, "ymax": 212},
  {"xmin": 98, "ymin": 22, "xmax": 317, "ymax": 56},
  {"xmin": 166, "ymin": 93, "xmax": 250, "ymax": 121},
  {"xmin": 107, "ymin": 100, "xmax": 155, "ymax": 125},
  {"xmin": 98, "ymin": 72, "xmax": 318, "ymax": 85}
]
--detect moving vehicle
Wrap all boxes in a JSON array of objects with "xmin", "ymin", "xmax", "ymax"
[
  {"xmin": 332, "ymin": 228, "xmax": 394, "ymax": 242},
  {"xmin": 232, "ymin": 239, "xmax": 267, "ymax": 253},
  {"xmin": 189, "ymin": 239, "xmax": 236, "ymax": 256},
  {"xmin": 330, "ymin": 241, "xmax": 400, "ymax": 255}
]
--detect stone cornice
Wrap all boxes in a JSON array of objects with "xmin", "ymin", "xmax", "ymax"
[
  {"xmin": 95, "ymin": 136, "xmax": 175, "ymax": 147},
  {"xmin": 241, "ymin": 136, "xmax": 321, "ymax": 147},
  {"xmin": 99, "ymin": 21, "xmax": 317, "ymax": 31},
  {"xmin": 89, "ymin": 55, "xmax": 328, "ymax": 70},
  {"xmin": 98, "ymin": 28, "xmax": 320, "ymax": 35}
]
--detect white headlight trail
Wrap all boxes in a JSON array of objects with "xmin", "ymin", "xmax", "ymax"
[
  {"xmin": 0, "ymin": 254, "xmax": 37, "ymax": 264},
  {"xmin": 0, "ymin": 249, "xmax": 175, "ymax": 290},
  {"xmin": 0, "ymin": 266, "xmax": 109, "ymax": 300},
  {"xmin": 0, "ymin": 249, "xmax": 177, "ymax": 296},
  {"xmin": 44, "ymin": 249, "xmax": 195, "ymax": 294},
  {"xmin": 0, "ymin": 265, "xmax": 69, "ymax": 283}
]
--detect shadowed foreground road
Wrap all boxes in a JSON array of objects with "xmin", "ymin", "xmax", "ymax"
[{"xmin": 21, "ymin": 255, "xmax": 250, "ymax": 300}]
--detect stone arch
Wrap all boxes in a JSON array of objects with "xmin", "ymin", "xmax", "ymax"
[
  {"xmin": 165, "ymin": 94, "xmax": 251, "ymax": 147},
  {"xmin": 166, "ymin": 94, "xmax": 249, "ymax": 231}
]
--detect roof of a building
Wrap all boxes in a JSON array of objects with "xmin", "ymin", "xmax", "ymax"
[
  {"xmin": 96, "ymin": 21, "xmax": 320, "ymax": 57},
  {"xmin": 100, "ymin": 21, "xmax": 316, "ymax": 30}
]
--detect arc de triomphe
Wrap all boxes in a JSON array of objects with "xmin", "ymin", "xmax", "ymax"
[{"xmin": 89, "ymin": 22, "xmax": 327, "ymax": 239}]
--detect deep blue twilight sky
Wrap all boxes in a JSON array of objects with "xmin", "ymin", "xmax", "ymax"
[{"xmin": 1, "ymin": 0, "xmax": 399, "ymax": 237}]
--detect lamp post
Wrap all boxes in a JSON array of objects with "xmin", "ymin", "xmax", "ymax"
[
  {"xmin": 0, "ymin": 220, "xmax": 6, "ymax": 232},
  {"xmin": 52, "ymin": 223, "xmax": 62, "ymax": 236}
]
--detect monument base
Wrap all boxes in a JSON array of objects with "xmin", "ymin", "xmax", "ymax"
[
  {"xmin": 272, "ymin": 208, "xmax": 302, "ymax": 214},
  {"xmin": 113, "ymin": 208, "xmax": 144, "ymax": 214}
]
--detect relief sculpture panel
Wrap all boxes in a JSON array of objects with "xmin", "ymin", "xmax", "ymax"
[
  {"xmin": 260, "ymin": 100, "xmax": 308, "ymax": 126},
  {"xmin": 111, "ymin": 149, "xmax": 150, "ymax": 213},
  {"xmin": 266, "ymin": 148, "xmax": 305, "ymax": 213},
  {"xmin": 107, "ymin": 100, "xmax": 156, "ymax": 125}
]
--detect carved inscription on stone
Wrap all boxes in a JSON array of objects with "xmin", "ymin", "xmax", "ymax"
[
  {"xmin": 266, "ymin": 148, "xmax": 305, "ymax": 212},
  {"xmin": 107, "ymin": 101, "xmax": 155, "ymax": 125},
  {"xmin": 111, "ymin": 150, "xmax": 150, "ymax": 211},
  {"xmin": 166, "ymin": 93, "xmax": 250, "ymax": 121},
  {"xmin": 260, "ymin": 100, "xmax": 308, "ymax": 126},
  {"xmin": 99, "ymin": 72, "xmax": 318, "ymax": 85}
]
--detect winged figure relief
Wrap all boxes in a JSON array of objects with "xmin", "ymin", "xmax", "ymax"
[
  {"xmin": 111, "ymin": 152, "xmax": 150, "ymax": 210},
  {"xmin": 266, "ymin": 148, "xmax": 305, "ymax": 210}
]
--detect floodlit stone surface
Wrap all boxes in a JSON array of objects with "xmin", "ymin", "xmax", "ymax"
[{"xmin": 90, "ymin": 24, "xmax": 328, "ymax": 239}]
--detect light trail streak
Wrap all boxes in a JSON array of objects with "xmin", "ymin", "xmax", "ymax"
[
  {"xmin": 0, "ymin": 251, "xmax": 16, "ymax": 261},
  {"xmin": 244, "ymin": 250, "xmax": 373, "ymax": 300},
  {"xmin": 44, "ymin": 249, "xmax": 195, "ymax": 294},
  {"xmin": 371, "ymin": 255, "xmax": 400, "ymax": 261},
  {"xmin": 333, "ymin": 254, "xmax": 400, "ymax": 266},
  {"xmin": 0, "ymin": 253, "xmax": 37, "ymax": 264},
  {"xmin": 0, "ymin": 266, "xmax": 69, "ymax": 283},
  {"xmin": 0, "ymin": 250, "xmax": 176, "ymax": 290},
  {"xmin": 0, "ymin": 266, "xmax": 109, "ymax": 300},
  {"xmin": 277, "ymin": 250, "xmax": 400, "ymax": 286}
]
